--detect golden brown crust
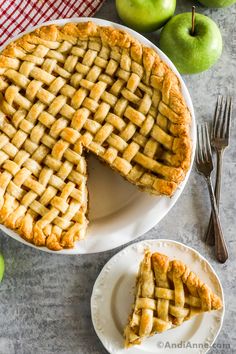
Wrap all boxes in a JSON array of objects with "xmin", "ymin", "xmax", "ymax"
[
  {"xmin": 125, "ymin": 251, "xmax": 223, "ymax": 347},
  {"xmin": 0, "ymin": 21, "xmax": 192, "ymax": 250}
]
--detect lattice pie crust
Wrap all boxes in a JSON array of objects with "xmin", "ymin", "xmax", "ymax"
[
  {"xmin": 124, "ymin": 251, "xmax": 222, "ymax": 347},
  {"xmin": 0, "ymin": 22, "xmax": 191, "ymax": 250}
]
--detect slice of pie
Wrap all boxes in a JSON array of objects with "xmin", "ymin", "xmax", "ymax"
[
  {"xmin": 0, "ymin": 22, "xmax": 191, "ymax": 250},
  {"xmin": 124, "ymin": 251, "xmax": 222, "ymax": 348}
]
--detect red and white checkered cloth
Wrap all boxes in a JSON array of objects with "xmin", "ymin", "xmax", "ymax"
[{"xmin": 0, "ymin": 0, "xmax": 105, "ymax": 47}]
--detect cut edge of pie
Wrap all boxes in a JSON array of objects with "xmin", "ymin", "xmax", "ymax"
[
  {"xmin": 124, "ymin": 251, "xmax": 223, "ymax": 348},
  {"xmin": 0, "ymin": 22, "xmax": 192, "ymax": 250}
]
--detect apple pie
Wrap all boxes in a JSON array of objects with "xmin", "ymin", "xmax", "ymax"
[
  {"xmin": 0, "ymin": 22, "xmax": 191, "ymax": 250},
  {"xmin": 124, "ymin": 251, "xmax": 222, "ymax": 347}
]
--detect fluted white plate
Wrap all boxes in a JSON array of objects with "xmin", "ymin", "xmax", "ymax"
[
  {"xmin": 91, "ymin": 239, "xmax": 224, "ymax": 354},
  {"xmin": 0, "ymin": 18, "xmax": 195, "ymax": 254}
]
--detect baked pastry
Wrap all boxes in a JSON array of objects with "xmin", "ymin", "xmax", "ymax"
[
  {"xmin": 124, "ymin": 251, "xmax": 222, "ymax": 347},
  {"xmin": 0, "ymin": 22, "xmax": 191, "ymax": 250}
]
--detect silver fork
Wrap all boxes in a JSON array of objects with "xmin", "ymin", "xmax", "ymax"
[
  {"xmin": 205, "ymin": 96, "xmax": 232, "ymax": 246},
  {"xmin": 196, "ymin": 123, "xmax": 228, "ymax": 263}
]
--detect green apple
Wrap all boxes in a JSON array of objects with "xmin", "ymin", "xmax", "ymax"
[
  {"xmin": 159, "ymin": 12, "xmax": 222, "ymax": 74},
  {"xmin": 0, "ymin": 253, "xmax": 4, "ymax": 282},
  {"xmin": 115, "ymin": 0, "xmax": 176, "ymax": 32},
  {"xmin": 198, "ymin": 0, "xmax": 236, "ymax": 8}
]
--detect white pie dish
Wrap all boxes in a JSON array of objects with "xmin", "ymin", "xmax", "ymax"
[
  {"xmin": 91, "ymin": 239, "xmax": 224, "ymax": 354},
  {"xmin": 0, "ymin": 18, "xmax": 196, "ymax": 254}
]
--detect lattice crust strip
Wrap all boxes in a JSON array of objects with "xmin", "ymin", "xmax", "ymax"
[
  {"xmin": 124, "ymin": 252, "xmax": 222, "ymax": 347},
  {"xmin": 0, "ymin": 22, "xmax": 191, "ymax": 250}
]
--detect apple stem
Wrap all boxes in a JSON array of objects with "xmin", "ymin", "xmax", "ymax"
[{"xmin": 191, "ymin": 6, "xmax": 196, "ymax": 35}]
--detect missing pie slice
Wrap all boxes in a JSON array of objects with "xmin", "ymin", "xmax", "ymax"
[
  {"xmin": 0, "ymin": 22, "xmax": 191, "ymax": 250},
  {"xmin": 124, "ymin": 251, "xmax": 223, "ymax": 348}
]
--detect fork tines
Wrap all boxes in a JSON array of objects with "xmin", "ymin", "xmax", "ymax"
[
  {"xmin": 196, "ymin": 123, "xmax": 213, "ymax": 170},
  {"xmin": 213, "ymin": 96, "xmax": 232, "ymax": 144}
]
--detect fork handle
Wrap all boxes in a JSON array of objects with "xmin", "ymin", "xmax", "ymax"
[
  {"xmin": 206, "ymin": 176, "xmax": 228, "ymax": 263},
  {"xmin": 205, "ymin": 149, "xmax": 224, "ymax": 246}
]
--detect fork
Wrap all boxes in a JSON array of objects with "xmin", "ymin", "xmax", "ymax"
[
  {"xmin": 205, "ymin": 96, "xmax": 232, "ymax": 246},
  {"xmin": 196, "ymin": 123, "xmax": 228, "ymax": 263}
]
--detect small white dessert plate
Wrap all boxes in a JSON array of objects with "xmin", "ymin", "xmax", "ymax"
[
  {"xmin": 91, "ymin": 239, "xmax": 224, "ymax": 354},
  {"xmin": 0, "ymin": 18, "xmax": 196, "ymax": 254}
]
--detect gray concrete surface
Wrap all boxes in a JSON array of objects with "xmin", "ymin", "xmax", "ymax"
[{"xmin": 0, "ymin": 0, "xmax": 235, "ymax": 353}]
